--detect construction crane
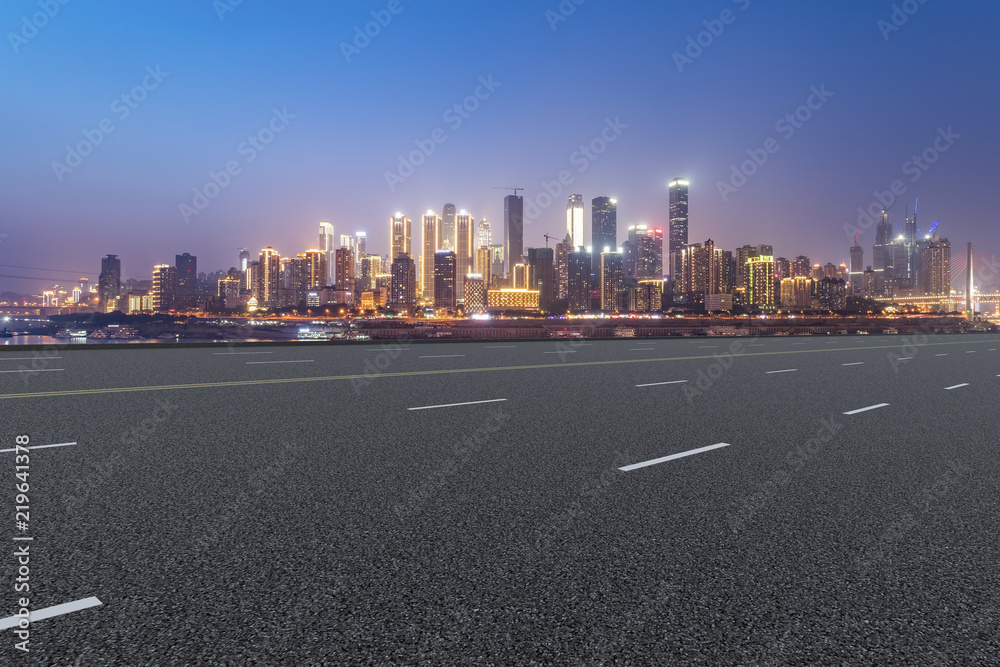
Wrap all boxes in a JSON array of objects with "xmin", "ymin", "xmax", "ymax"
[
  {"xmin": 543, "ymin": 234, "xmax": 557, "ymax": 248},
  {"xmin": 493, "ymin": 186, "xmax": 524, "ymax": 196}
]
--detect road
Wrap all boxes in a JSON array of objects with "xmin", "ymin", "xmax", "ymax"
[{"xmin": 1, "ymin": 333, "xmax": 998, "ymax": 665}]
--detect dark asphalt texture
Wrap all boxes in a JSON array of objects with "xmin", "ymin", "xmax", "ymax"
[{"xmin": 1, "ymin": 334, "xmax": 999, "ymax": 665}]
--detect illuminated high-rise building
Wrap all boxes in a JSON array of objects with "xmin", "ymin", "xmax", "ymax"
[
  {"xmin": 356, "ymin": 232, "xmax": 367, "ymax": 259},
  {"xmin": 475, "ymin": 246, "xmax": 492, "ymax": 289},
  {"xmin": 335, "ymin": 247, "xmax": 355, "ymax": 291},
  {"xmin": 218, "ymin": 275, "xmax": 241, "ymax": 309},
  {"xmin": 648, "ymin": 227, "xmax": 664, "ymax": 277},
  {"xmin": 780, "ymin": 276, "xmax": 813, "ymax": 309},
  {"xmin": 668, "ymin": 178, "xmax": 689, "ymax": 278},
  {"xmin": 745, "ymin": 255, "xmax": 775, "ymax": 308},
  {"xmin": 319, "ymin": 222, "xmax": 335, "ymax": 286},
  {"xmin": 389, "ymin": 254, "xmax": 416, "ymax": 312},
  {"xmin": 849, "ymin": 245, "xmax": 864, "ymax": 292},
  {"xmin": 434, "ymin": 250, "xmax": 457, "ymax": 310},
  {"xmin": 791, "ymin": 255, "xmax": 810, "ymax": 277},
  {"xmin": 391, "ymin": 213, "xmax": 411, "ymax": 260},
  {"xmin": 636, "ymin": 235, "xmax": 658, "ymax": 280},
  {"xmin": 421, "ymin": 211, "xmax": 441, "ymax": 300},
  {"xmin": 464, "ymin": 274, "xmax": 486, "ymax": 315},
  {"xmin": 456, "ymin": 210, "xmax": 475, "ymax": 301},
  {"xmin": 921, "ymin": 238, "xmax": 951, "ymax": 296},
  {"xmin": 527, "ymin": 247, "xmax": 554, "ymax": 312},
  {"xmin": 591, "ymin": 196, "xmax": 617, "ymax": 275},
  {"xmin": 600, "ymin": 250, "xmax": 624, "ymax": 312},
  {"xmin": 678, "ymin": 242, "xmax": 703, "ymax": 296},
  {"xmin": 816, "ymin": 277, "xmax": 847, "ymax": 310},
  {"xmin": 512, "ymin": 263, "xmax": 528, "ymax": 290},
  {"xmin": 302, "ymin": 250, "xmax": 326, "ymax": 290},
  {"xmin": 626, "ymin": 224, "xmax": 646, "ymax": 279},
  {"xmin": 152, "ymin": 264, "xmax": 177, "ymax": 311},
  {"xmin": 359, "ymin": 254, "xmax": 382, "ymax": 293},
  {"xmin": 478, "ymin": 219, "xmax": 492, "ymax": 249},
  {"xmin": 504, "ymin": 195, "xmax": 523, "ymax": 277},
  {"xmin": 98, "ymin": 254, "xmax": 121, "ymax": 311},
  {"xmin": 873, "ymin": 209, "xmax": 891, "ymax": 274},
  {"xmin": 567, "ymin": 195, "xmax": 585, "ymax": 247},
  {"xmin": 238, "ymin": 247, "xmax": 250, "ymax": 273},
  {"xmin": 568, "ymin": 247, "xmax": 592, "ymax": 312},
  {"xmin": 490, "ymin": 244, "xmax": 505, "ymax": 281},
  {"xmin": 441, "ymin": 203, "xmax": 457, "ymax": 250},
  {"xmin": 554, "ymin": 234, "xmax": 572, "ymax": 301},
  {"xmin": 258, "ymin": 247, "xmax": 280, "ymax": 307}
]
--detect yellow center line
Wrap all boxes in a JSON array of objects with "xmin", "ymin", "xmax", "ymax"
[{"xmin": 0, "ymin": 339, "xmax": 993, "ymax": 400}]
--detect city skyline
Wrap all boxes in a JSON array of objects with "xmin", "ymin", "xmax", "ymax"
[{"xmin": 2, "ymin": 1, "xmax": 998, "ymax": 294}]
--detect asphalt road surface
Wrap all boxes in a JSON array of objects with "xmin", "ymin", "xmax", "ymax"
[{"xmin": 1, "ymin": 333, "xmax": 998, "ymax": 665}]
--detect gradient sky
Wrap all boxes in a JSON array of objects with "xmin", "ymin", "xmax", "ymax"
[{"xmin": 2, "ymin": 0, "xmax": 998, "ymax": 293}]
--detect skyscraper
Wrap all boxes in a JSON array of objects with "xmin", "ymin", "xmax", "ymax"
[
  {"xmin": 478, "ymin": 219, "xmax": 492, "ymax": 249},
  {"xmin": 791, "ymin": 255, "xmax": 811, "ymax": 277},
  {"xmin": 554, "ymin": 234, "xmax": 572, "ymax": 301},
  {"xmin": 421, "ymin": 211, "xmax": 440, "ymax": 301},
  {"xmin": 475, "ymin": 246, "xmax": 492, "ymax": 289},
  {"xmin": 356, "ymin": 232, "xmax": 367, "ymax": 259},
  {"xmin": 303, "ymin": 249, "xmax": 326, "ymax": 290},
  {"xmin": 527, "ymin": 247, "xmax": 554, "ymax": 312},
  {"xmin": 258, "ymin": 247, "xmax": 281, "ymax": 307},
  {"xmin": 591, "ymin": 196, "xmax": 617, "ymax": 274},
  {"xmin": 568, "ymin": 248, "xmax": 592, "ymax": 312},
  {"xmin": 600, "ymin": 250, "xmax": 624, "ymax": 312},
  {"xmin": 873, "ymin": 209, "xmax": 891, "ymax": 272},
  {"xmin": 152, "ymin": 264, "xmax": 177, "ymax": 311},
  {"xmin": 668, "ymin": 178, "xmax": 689, "ymax": 279},
  {"xmin": 464, "ymin": 275, "xmax": 486, "ymax": 314},
  {"xmin": 238, "ymin": 247, "xmax": 251, "ymax": 273},
  {"xmin": 389, "ymin": 254, "xmax": 416, "ymax": 312},
  {"xmin": 319, "ymin": 222, "xmax": 335, "ymax": 286},
  {"xmin": 490, "ymin": 245, "xmax": 505, "ymax": 281},
  {"xmin": 745, "ymin": 255, "xmax": 775, "ymax": 308},
  {"xmin": 456, "ymin": 210, "xmax": 475, "ymax": 301},
  {"xmin": 921, "ymin": 238, "xmax": 951, "ymax": 296},
  {"xmin": 441, "ymin": 203, "xmax": 457, "ymax": 250},
  {"xmin": 434, "ymin": 250, "xmax": 457, "ymax": 311},
  {"xmin": 780, "ymin": 276, "xmax": 814, "ymax": 309},
  {"xmin": 175, "ymin": 253, "xmax": 197, "ymax": 297},
  {"xmin": 504, "ymin": 195, "xmax": 523, "ymax": 277},
  {"xmin": 335, "ymin": 247, "xmax": 355, "ymax": 292},
  {"xmin": 567, "ymin": 194, "xmax": 585, "ymax": 247},
  {"xmin": 98, "ymin": 254, "xmax": 121, "ymax": 311},
  {"xmin": 391, "ymin": 213, "xmax": 411, "ymax": 260}
]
